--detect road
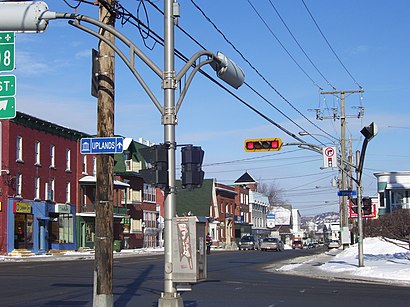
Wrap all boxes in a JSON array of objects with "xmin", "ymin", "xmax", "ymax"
[{"xmin": 0, "ymin": 248, "xmax": 409, "ymax": 306}]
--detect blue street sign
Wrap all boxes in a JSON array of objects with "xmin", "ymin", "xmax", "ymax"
[
  {"xmin": 80, "ymin": 137, "xmax": 124, "ymax": 154},
  {"xmin": 337, "ymin": 190, "xmax": 357, "ymax": 197}
]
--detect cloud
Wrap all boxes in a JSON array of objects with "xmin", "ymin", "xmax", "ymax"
[
  {"xmin": 351, "ymin": 45, "xmax": 368, "ymax": 54},
  {"xmin": 16, "ymin": 51, "xmax": 69, "ymax": 76}
]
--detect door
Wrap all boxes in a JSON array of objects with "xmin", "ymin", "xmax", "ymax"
[{"xmin": 14, "ymin": 214, "xmax": 34, "ymax": 250}]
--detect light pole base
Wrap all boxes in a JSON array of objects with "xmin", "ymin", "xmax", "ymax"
[{"xmin": 158, "ymin": 293, "xmax": 183, "ymax": 307}]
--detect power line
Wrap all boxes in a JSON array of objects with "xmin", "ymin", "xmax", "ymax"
[
  {"xmin": 188, "ymin": 0, "xmax": 336, "ymax": 143},
  {"xmin": 266, "ymin": 0, "xmax": 337, "ymax": 91},
  {"xmin": 301, "ymin": 0, "xmax": 363, "ymax": 89}
]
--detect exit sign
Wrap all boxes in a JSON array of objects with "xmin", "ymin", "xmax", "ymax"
[{"xmin": 0, "ymin": 32, "xmax": 15, "ymax": 72}]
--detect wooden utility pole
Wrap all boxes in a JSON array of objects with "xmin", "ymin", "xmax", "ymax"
[
  {"xmin": 94, "ymin": 1, "xmax": 115, "ymax": 306},
  {"xmin": 320, "ymin": 89, "xmax": 364, "ymax": 249}
]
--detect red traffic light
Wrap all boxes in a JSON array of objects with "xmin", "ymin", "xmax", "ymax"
[{"xmin": 244, "ymin": 138, "xmax": 282, "ymax": 152}]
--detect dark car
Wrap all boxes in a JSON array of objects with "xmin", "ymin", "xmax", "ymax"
[
  {"xmin": 238, "ymin": 235, "xmax": 260, "ymax": 250},
  {"xmin": 292, "ymin": 240, "xmax": 303, "ymax": 249},
  {"xmin": 260, "ymin": 237, "xmax": 284, "ymax": 251}
]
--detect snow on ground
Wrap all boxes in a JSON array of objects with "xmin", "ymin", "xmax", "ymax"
[{"xmin": 319, "ymin": 237, "xmax": 410, "ymax": 282}]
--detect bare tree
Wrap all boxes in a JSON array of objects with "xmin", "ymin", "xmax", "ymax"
[{"xmin": 257, "ymin": 180, "xmax": 284, "ymax": 207}]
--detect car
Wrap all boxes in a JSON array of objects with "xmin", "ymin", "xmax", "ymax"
[
  {"xmin": 260, "ymin": 237, "xmax": 284, "ymax": 251},
  {"xmin": 238, "ymin": 235, "xmax": 260, "ymax": 250},
  {"xmin": 327, "ymin": 240, "xmax": 341, "ymax": 249},
  {"xmin": 292, "ymin": 240, "xmax": 303, "ymax": 249}
]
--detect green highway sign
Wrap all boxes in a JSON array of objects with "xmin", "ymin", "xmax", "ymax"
[
  {"xmin": 0, "ymin": 96, "xmax": 15, "ymax": 119},
  {"xmin": 0, "ymin": 75, "xmax": 16, "ymax": 96},
  {"xmin": 0, "ymin": 32, "xmax": 15, "ymax": 72},
  {"xmin": 0, "ymin": 75, "xmax": 16, "ymax": 119}
]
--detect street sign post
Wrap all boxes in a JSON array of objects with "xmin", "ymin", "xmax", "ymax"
[
  {"xmin": 0, "ymin": 74, "xmax": 16, "ymax": 119},
  {"xmin": 80, "ymin": 137, "xmax": 124, "ymax": 154},
  {"xmin": 0, "ymin": 32, "xmax": 15, "ymax": 72}
]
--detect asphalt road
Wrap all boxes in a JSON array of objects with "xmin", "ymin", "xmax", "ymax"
[{"xmin": 0, "ymin": 248, "xmax": 409, "ymax": 306}]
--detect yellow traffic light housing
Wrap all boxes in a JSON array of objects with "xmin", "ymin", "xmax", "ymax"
[{"xmin": 244, "ymin": 138, "xmax": 282, "ymax": 152}]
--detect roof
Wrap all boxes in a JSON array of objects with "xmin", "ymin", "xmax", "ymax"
[
  {"xmin": 234, "ymin": 171, "xmax": 257, "ymax": 185},
  {"xmin": 175, "ymin": 179, "xmax": 213, "ymax": 217}
]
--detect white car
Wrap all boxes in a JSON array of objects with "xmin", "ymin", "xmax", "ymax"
[{"xmin": 327, "ymin": 240, "xmax": 341, "ymax": 249}]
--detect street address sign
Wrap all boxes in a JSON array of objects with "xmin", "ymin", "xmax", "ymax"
[
  {"xmin": 0, "ymin": 74, "xmax": 16, "ymax": 119},
  {"xmin": 0, "ymin": 32, "xmax": 15, "ymax": 72},
  {"xmin": 80, "ymin": 137, "xmax": 124, "ymax": 154}
]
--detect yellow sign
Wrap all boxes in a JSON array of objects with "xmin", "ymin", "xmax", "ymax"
[{"xmin": 14, "ymin": 201, "xmax": 31, "ymax": 213}]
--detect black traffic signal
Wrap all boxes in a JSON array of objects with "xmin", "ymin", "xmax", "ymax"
[
  {"xmin": 244, "ymin": 138, "xmax": 282, "ymax": 152},
  {"xmin": 363, "ymin": 197, "xmax": 373, "ymax": 216},
  {"xmin": 181, "ymin": 145, "xmax": 204, "ymax": 189},
  {"xmin": 139, "ymin": 144, "xmax": 168, "ymax": 188}
]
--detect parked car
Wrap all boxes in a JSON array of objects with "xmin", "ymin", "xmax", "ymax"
[
  {"xmin": 260, "ymin": 237, "xmax": 284, "ymax": 251},
  {"xmin": 238, "ymin": 235, "xmax": 260, "ymax": 250},
  {"xmin": 292, "ymin": 240, "xmax": 303, "ymax": 249},
  {"xmin": 327, "ymin": 240, "xmax": 341, "ymax": 249}
]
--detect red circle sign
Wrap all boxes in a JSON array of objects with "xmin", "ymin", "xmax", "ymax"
[{"xmin": 324, "ymin": 147, "xmax": 335, "ymax": 157}]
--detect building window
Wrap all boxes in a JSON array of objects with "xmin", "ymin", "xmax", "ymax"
[
  {"xmin": 143, "ymin": 184, "xmax": 156, "ymax": 203},
  {"xmin": 49, "ymin": 213, "xmax": 74, "ymax": 244},
  {"xmin": 16, "ymin": 136, "xmax": 23, "ymax": 161},
  {"xmin": 66, "ymin": 182, "xmax": 71, "ymax": 203},
  {"xmin": 50, "ymin": 145, "xmax": 55, "ymax": 168},
  {"xmin": 34, "ymin": 177, "xmax": 40, "ymax": 200},
  {"xmin": 34, "ymin": 140, "xmax": 41, "ymax": 165},
  {"xmin": 92, "ymin": 156, "xmax": 97, "ymax": 176},
  {"xmin": 82, "ymin": 155, "xmax": 87, "ymax": 174},
  {"xmin": 46, "ymin": 179, "xmax": 55, "ymax": 201},
  {"xmin": 16, "ymin": 173, "xmax": 22, "ymax": 196},
  {"xmin": 65, "ymin": 149, "xmax": 71, "ymax": 171}
]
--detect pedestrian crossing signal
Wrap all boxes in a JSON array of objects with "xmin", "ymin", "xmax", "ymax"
[{"xmin": 244, "ymin": 138, "xmax": 282, "ymax": 152}]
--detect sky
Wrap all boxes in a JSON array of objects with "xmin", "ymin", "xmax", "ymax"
[
  {"xmin": 3, "ymin": 0, "xmax": 410, "ymax": 216},
  {"xmin": 279, "ymin": 237, "xmax": 410, "ymax": 284}
]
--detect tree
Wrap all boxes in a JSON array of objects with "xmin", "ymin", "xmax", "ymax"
[{"xmin": 257, "ymin": 180, "xmax": 284, "ymax": 207}]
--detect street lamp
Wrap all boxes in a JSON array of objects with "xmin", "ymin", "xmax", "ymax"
[{"xmin": 0, "ymin": 1, "xmax": 245, "ymax": 306}]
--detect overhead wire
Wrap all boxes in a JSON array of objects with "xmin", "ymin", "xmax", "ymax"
[
  {"xmin": 267, "ymin": 0, "xmax": 337, "ymax": 91},
  {"xmin": 301, "ymin": 0, "xmax": 363, "ymax": 89},
  {"xmin": 188, "ymin": 0, "xmax": 336, "ymax": 143}
]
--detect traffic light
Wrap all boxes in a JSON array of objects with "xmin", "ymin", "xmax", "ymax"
[
  {"xmin": 139, "ymin": 144, "xmax": 168, "ymax": 188},
  {"xmin": 181, "ymin": 145, "xmax": 204, "ymax": 189},
  {"xmin": 362, "ymin": 197, "xmax": 373, "ymax": 216},
  {"xmin": 244, "ymin": 138, "xmax": 282, "ymax": 152},
  {"xmin": 349, "ymin": 198, "xmax": 358, "ymax": 217}
]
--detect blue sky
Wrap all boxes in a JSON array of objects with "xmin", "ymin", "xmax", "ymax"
[{"xmin": 6, "ymin": 0, "xmax": 410, "ymax": 216}]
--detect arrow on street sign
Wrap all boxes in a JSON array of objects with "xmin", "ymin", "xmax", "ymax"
[{"xmin": 80, "ymin": 137, "xmax": 124, "ymax": 154}]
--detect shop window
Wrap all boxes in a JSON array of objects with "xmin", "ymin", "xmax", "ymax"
[{"xmin": 49, "ymin": 213, "xmax": 74, "ymax": 243}]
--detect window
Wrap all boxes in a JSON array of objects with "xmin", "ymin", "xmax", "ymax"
[
  {"xmin": 49, "ymin": 213, "xmax": 74, "ymax": 244},
  {"xmin": 34, "ymin": 140, "xmax": 41, "ymax": 165},
  {"xmin": 66, "ymin": 182, "xmax": 71, "ymax": 203},
  {"xmin": 82, "ymin": 155, "xmax": 87, "ymax": 174},
  {"xmin": 34, "ymin": 177, "xmax": 40, "ymax": 200},
  {"xmin": 50, "ymin": 178, "xmax": 55, "ymax": 201},
  {"xmin": 50, "ymin": 145, "xmax": 55, "ymax": 168},
  {"xmin": 92, "ymin": 156, "xmax": 97, "ymax": 176},
  {"xmin": 16, "ymin": 173, "xmax": 22, "ymax": 196},
  {"xmin": 46, "ymin": 179, "xmax": 55, "ymax": 201},
  {"xmin": 16, "ymin": 136, "xmax": 23, "ymax": 161},
  {"xmin": 65, "ymin": 149, "xmax": 71, "ymax": 171},
  {"xmin": 143, "ymin": 184, "xmax": 156, "ymax": 203}
]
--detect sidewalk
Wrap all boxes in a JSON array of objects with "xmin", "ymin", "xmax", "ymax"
[
  {"xmin": 267, "ymin": 246, "xmax": 410, "ymax": 287},
  {"xmin": 0, "ymin": 247, "xmax": 165, "ymax": 262}
]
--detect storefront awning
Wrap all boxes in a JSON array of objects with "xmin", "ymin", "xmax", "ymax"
[
  {"xmin": 79, "ymin": 175, "xmax": 130, "ymax": 188},
  {"xmin": 77, "ymin": 212, "xmax": 127, "ymax": 219}
]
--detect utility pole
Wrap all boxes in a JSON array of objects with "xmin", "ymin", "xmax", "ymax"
[
  {"xmin": 318, "ymin": 89, "xmax": 364, "ymax": 249},
  {"xmin": 94, "ymin": 1, "xmax": 115, "ymax": 306}
]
